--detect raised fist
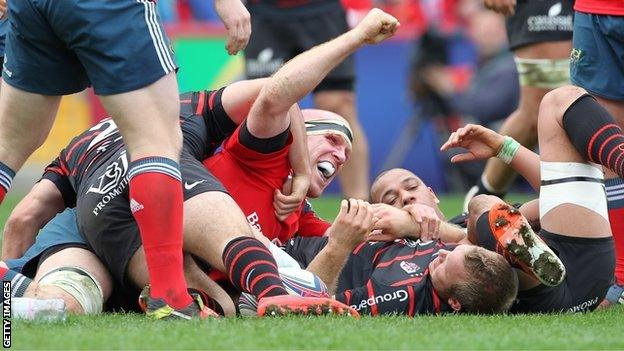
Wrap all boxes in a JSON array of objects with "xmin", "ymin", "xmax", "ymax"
[{"xmin": 354, "ymin": 8, "xmax": 400, "ymax": 45}]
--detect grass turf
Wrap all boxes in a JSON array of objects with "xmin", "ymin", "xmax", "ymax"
[{"xmin": 4, "ymin": 193, "xmax": 624, "ymax": 350}]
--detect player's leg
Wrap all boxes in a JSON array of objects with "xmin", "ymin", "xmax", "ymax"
[
  {"xmin": 465, "ymin": 42, "xmax": 571, "ymax": 208},
  {"xmin": 464, "ymin": 0, "xmax": 573, "ymax": 208},
  {"xmin": 66, "ymin": 0, "xmax": 190, "ymax": 310},
  {"xmin": 0, "ymin": 84, "xmax": 60, "ymax": 203},
  {"xmin": 0, "ymin": 0, "xmax": 83, "ymax": 204},
  {"xmin": 530, "ymin": 86, "xmax": 616, "ymax": 311},
  {"xmin": 31, "ymin": 247, "xmax": 112, "ymax": 315},
  {"xmin": 569, "ymin": 12, "xmax": 624, "ymax": 300},
  {"xmin": 466, "ymin": 194, "xmax": 563, "ymax": 288}
]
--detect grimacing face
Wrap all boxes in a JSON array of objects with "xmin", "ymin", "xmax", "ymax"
[
  {"xmin": 306, "ymin": 132, "xmax": 351, "ymax": 198},
  {"xmin": 371, "ymin": 168, "xmax": 442, "ymax": 213}
]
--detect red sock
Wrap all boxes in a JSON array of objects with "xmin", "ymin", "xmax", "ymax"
[
  {"xmin": 0, "ymin": 188, "xmax": 6, "ymax": 204},
  {"xmin": 606, "ymin": 178, "xmax": 624, "ymax": 285},
  {"xmin": 128, "ymin": 157, "xmax": 191, "ymax": 309}
]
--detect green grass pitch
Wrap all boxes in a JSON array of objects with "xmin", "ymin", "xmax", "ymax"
[{"xmin": 3, "ymin": 193, "xmax": 623, "ymax": 350}]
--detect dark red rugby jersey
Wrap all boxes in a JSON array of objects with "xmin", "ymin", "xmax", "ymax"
[
  {"xmin": 203, "ymin": 126, "xmax": 329, "ymax": 245},
  {"xmin": 335, "ymin": 240, "xmax": 456, "ymax": 316}
]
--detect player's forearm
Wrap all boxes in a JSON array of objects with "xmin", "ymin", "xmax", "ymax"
[
  {"xmin": 288, "ymin": 104, "xmax": 311, "ymax": 180},
  {"xmin": 256, "ymin": 30, "xmax": 364, "ymax": 115},
  {"xmin": 439, "ymin": 222, "xmax": 466, "ymax": 243},
  {"xmin": 306, "ymin": 242, "xmax": 352, "ymax": 294},
  {"xmin": 1, "ymin": 180, "xmax": 66, "ymax": 260}
]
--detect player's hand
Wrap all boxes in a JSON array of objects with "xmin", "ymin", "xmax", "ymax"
[
  {"xmin": 273, "ymin": 174, "xmax": 310, "ymax": 222},
  {"xmin": 328, "ymin": 199, "xmax": 376, "ymax": 250},
  {"xmin": 483, "ymin": 0, "xmax": 516, "ymax": 16},
  {"xmin": 369, "ymin": 203, "xmax": 418, "ymax": 241},
  {"xmin": 353, "ymin": 8, "xmax": 400, "ymax": 45},
  {"xmin": 214, "ymin": 0, "xmax": 251, "ymax": 55},
  {"xmin": 402, "ymin": 204, "xmax": 440, "ymax": 242},
  {"xmin": 440, "ymin": 124, "xmax": 505, "ymax": 163}
]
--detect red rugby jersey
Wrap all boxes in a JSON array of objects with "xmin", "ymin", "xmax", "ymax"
[{"xmin": 203, "ymin": 124, "xmax": 330, "ymax": 245}]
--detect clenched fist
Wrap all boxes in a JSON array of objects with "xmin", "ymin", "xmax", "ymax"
[{"xmin": 353, "ymin": 8, "xmax": 400, "ymax": 45}]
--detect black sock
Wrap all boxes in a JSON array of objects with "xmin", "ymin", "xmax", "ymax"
[
  {"xmin": 562, "ymin": 94, "xmax": 624, "ymax": 177},
  {"xmin": 222, "ymin": 237, "xmax": 288, "ymax": 300}
]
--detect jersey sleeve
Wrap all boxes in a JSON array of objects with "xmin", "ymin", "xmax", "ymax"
[
  {"xmin": 221, "ymin": 123, "xmax": 293, "ymax": 179},
  {"xmin": 41, "ymin": 157, "xmax": 76, "ymax": 208},
  {"xmin": 296, "ymin": 200, "xmax": 331, "ymax": 237},
  {"xmin": 179, "ymin": 87, "xmax": 238, "ymax": 160}
]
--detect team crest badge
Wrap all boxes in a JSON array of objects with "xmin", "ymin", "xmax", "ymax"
[{"xmin": 400, "ymin": 261, "xmax": 420, "ymax": 274}]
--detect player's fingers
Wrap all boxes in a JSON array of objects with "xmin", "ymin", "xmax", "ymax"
[
  {"xmin": 347, "ymin": 198, "xmax": 359, "ymax": 216},
  {"xmin": 450, "ymin": 153, "xmax": 476, "ymax": 163},
  {"xmin": 338, "ymin": 199, "xmax": 348, "ymax": 218}
]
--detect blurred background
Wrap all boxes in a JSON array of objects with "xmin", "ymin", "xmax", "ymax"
[{"xmin": 15, "ymin": 0, "xmax": 524, "ymax": 196}]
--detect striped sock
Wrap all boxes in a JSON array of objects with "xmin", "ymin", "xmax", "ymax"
[
  {"xmin": 0, "ymin": 267, "xmax": 32, "ymax": 297},
  {"xmin": 0, "ymin": 162, "xmax": 16, "ymax": 204},
  {"xmin": 562, "ymin": 95, "xmax": 624, "ymax": 177},
  {"xmin": 128, "ymin": 156, "xmax": 191, "ymax": 309},
  {"xmin": 606, "ymin": 178, "xmax": 624, "ymax": 285},
  {"xmin": 222, "ymin": 237, "xmax": 288, "ymax": 300}
]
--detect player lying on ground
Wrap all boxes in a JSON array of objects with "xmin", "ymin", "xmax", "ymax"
[
  {"xmin": 286, "ymin": 85, "xmax": 617, "ymax": 315},
  {"xmin": 442, "ymin": 85, "xmax": 616, "ymax": 313},
  {"xmin": 0, "ymin": 8, "xmax": 400, "ymax": 318}
]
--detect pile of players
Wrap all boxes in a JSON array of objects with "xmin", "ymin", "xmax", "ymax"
[{"xmin": 0, "ymin": 0, "xmax": 622, "ymax": 320}]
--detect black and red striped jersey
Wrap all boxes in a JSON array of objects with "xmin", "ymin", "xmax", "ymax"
[
  {"xmin": 334, "ymin": 239, "xmax": 456, "ymax": 316},
  {"xmin": 41, "ymin": 88, "xmax": 236, "ymax": 206}
]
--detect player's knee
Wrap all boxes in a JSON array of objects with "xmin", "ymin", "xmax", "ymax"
[
  {"xmin": 468, "ymin": 194, "xmax": 502, "ymax": 220},
  {"xmin": 38, "ymin": 266, "xmax": 105, "ymax": 315},
  {"xmin": 541, "ymin": 86, "xmax": 587, "ymax": 119}
]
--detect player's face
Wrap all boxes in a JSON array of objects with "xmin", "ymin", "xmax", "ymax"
[
  {"xmin": 306, "ymin": 132, "xmax": 352, "ymax": 198},
  {"xmin": 372, "ymin": 169, "xmax": 441, "ymax": 212},
  {"xmin": 429, "ymin": 245, "xmax": 470, "ymax": 296}
]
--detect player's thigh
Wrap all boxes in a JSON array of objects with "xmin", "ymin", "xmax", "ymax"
[
  {"xmin": 34, "ymin": 247, "xmax": 113, "ymax": 300},
  {"xmin": 183, "ymin": 191, "xmax": 253, "ymax": 271},
  {"xmin": 99, "ymin": 72, "xmax": 182, "ymax": 161}
]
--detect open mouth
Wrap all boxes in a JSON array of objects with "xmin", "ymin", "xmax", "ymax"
[{"xmin": 317, "ymin": 161, "xmax": 336, "ymax": 180}]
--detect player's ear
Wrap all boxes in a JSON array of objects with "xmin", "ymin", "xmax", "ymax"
[{"xmin": 448, "ymin": 297, "xmax": 462, "ymax": 312}]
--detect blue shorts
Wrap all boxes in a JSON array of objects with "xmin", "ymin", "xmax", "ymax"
[
  {"xmin": 5, "ymin": 208, "xmax": 88, "ymax": 276},
  {"xmin": 2, "ymin": 0, "xmax": 177, "ymax": 95},
  {"xmin": 570, "ymin": 12, "xmax": 624, "ymax": 100},
  {"xmin": 0, "ymin": 18, "xmax": 8, "ymax": 59}
]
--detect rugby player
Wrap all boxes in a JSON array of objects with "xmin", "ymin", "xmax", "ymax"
[
  {"xmin": 466, "ymin": 0, "xmax": 573, "ymax": 208},
  {"xmin": 568, "ymin": 0, "xmax": 624, "ymax": 307},
  {"xmin": 0, "ymin": 0, "xmax": 251, "ymax": 316},
  {"xmin": 443, "ymin": 85, "xmax": 618, "ymax": 313},
  {"xmin": 244, "ymin": 0, "xmax": 371, "ymax": 200},
  {"xmin": 1, "ymin": 8, "xmax": 400, "ymax": 318},
  {"xmin": 286, "ymin": 85, "xmax": 623, "ymax": 315}
]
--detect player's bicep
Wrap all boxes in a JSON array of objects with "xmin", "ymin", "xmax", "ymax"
[{"xmin": 221, "ymin": 78, "xmax": 269, "ymax": 124}]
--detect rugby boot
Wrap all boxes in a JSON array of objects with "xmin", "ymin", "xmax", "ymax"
[
  {"xmin": 257, "ymin": 295, "xmax": 360, "ymax": 318},
  {"xmin": 138, "ymin": 285, "xmax": 219, "ymax": 320},
  {"xmin": 488, "ymin": 203, "xmax": 566, "ymax": 286}
]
